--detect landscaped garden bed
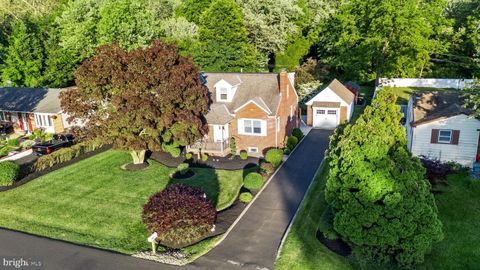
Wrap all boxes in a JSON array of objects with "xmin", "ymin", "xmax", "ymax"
[{"xmin": 0, "ymin": 150, "xmax": 258, "ymax": 264}]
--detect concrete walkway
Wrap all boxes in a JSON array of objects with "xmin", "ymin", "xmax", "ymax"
[{"xmin": 0, "ymin": 129, "xmax": 331, "ymax": 270}]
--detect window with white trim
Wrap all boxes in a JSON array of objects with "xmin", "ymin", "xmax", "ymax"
[
  {"xmin": 316, "ymin": 109, "xmax": 325, "ymax": 115},
  {"xmin": 35, "ymin": 114, "xmax": 53, "ymax": 127},
  {"xmin": 438, "ymin": 129, "xmax": 452, "ymax": 143},
  {"xmin": 219, "ymin": 87, "xmax": 228, "ymax": 100},
  {"xmin": 248, "ymin": 147, "xmax": 258, "ymax": 153},
  {"xmin": 239, "ymin": 119, "xmax": 266, "ymax": 136},
  {"xmin": 327, "ymin": 110, "xmax": 337, "ymax": 115}
]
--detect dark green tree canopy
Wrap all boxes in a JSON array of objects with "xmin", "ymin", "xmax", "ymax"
[
  {"xmin": 60, "ymin": 40, "xmax": 209, "ymax": 164},
  {"xmin": 194, "ymin": 0, "xmax": 257, "ymax": 71},
  {"xmin": 325, "ymin": 91, "xmax": 443, "ymax": 266}
]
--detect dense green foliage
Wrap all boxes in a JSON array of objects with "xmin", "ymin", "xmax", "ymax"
[
  {"xmin": 292, "ymin": 128, "xmax": 304, "ymax": 141},
  {"xmin": 462, "ymin": 80, "xmax": 480, "ymax": 117},
  {"xmin": 193, "ymin": 0, "xmax": 257, "ymax": 71},
  {"xmin": 239, "ymin": 150, "xmax": 248, "ymax": 160},
  {"xmin": 243, "ymin": 172, "xmax": 264, "ymax": 190},
  {"xmin": 260, "ymin": 162, "xmax": 275, "ymax": 175},
  {"xmin": 60, "ymin": 41, "xmax": 208, "ymax": 164},
  {"xmin": 286, "ymin": 136, "xmax": 299, "ymax": 152},
  {"xmin": 0, "ymin": 161, "xmax": 20, "ymax": 186},
  {"xmin": 325, "ymin": 91, "xmax": 443, "ymax": 266},
  {"xmin": 176, "ymin": 163, "xmax": 190, "ymax": 175},
  {"xmin": 239, "ymin": 192, "xmax": 253, "ymax": 203},
  {"xmin": 265, "ymin": 149, "xmax": 283, "ymax": 167},
  {"xmin": 142, "ymin": 184, "xmax": 216, "ymax": 248}
]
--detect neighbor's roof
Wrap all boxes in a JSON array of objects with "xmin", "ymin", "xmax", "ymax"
[
  {"xmin": 312, "ymin": 101, "xmax": 341, "ymax": 108},
  {"xmin": 411, "ymin": 91, "xmax": 475, "ymax": 126},
  {"xmin": 0, "ymin": 87, "xmax": 71, "ymax": 114},
  {"xmin": 203, "ymin": 73, "xmax": 283, "ymax": 123},
  {"xmin": 328, "ymin": 79, "xmax": 355, "ymax": 104}
]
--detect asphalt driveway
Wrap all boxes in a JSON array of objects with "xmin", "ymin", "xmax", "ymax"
[{"xmin": 0, "ymin": 129, "xmax": 331, "ymax": 270}]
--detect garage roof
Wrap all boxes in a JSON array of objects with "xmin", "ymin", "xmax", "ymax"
[
  {"xmin": 312, "ymin": 101, "xmax": 341, "ymax": 108},
  {"xmin": 327, "ymin": 79, "xmax": 355, "ymax": 104}
]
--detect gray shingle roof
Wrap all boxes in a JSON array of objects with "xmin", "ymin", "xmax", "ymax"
[
  {"xmin": 0, "ymin": 87, "xmax": 70, "ymax": 114},
  {"xmin": 411, "ymin": 91, "xmax": 475, "ymax": 126},
  {"xmin": 203, "ymin": 73, "xmax": 281, "ymax": 123},
  {"xmin": 205, "ymin": 103, "xmax": 235, "ymax": 125}
]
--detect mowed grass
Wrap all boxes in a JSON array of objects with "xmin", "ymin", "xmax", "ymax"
[
  {"xmin": 275, "ymin": 163, "xmax": 480, "ymax": 270},
  {"xmin": 382, "ymin": 86, "xmax": 456, "ymax": 104},
  {"xmin": 0, "ymin": 150, "xmax": 247, "ymax": 254}
]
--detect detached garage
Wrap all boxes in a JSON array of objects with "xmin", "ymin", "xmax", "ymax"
[{"xmin": 305, "ymin": 79, "xmax": 355, "ymax": 129}]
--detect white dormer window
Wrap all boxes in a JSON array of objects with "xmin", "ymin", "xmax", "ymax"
[
  {"xmin": 220, "ymin": 87, "xmax": 228, "ymax": 100},
  {"xmin": 214, "ymin": 79, "xmax": 236, "ymax": 102}
]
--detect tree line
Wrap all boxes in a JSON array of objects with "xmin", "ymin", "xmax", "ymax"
[{"xmin": 0, "ymin": 0, "xmax": 478, "ymax": 88}]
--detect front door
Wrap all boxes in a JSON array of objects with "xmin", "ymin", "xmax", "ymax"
[
  {"xmin": 313, "ymin": 108, "xmax": 338, "ymax": 129},
  {"xmin": 213, "ymin": 124, "xmax": 229, "ymax": 142}
]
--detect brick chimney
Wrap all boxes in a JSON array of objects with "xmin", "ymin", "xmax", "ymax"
[{"xmin": 279, "ymin": 69, "xmax": 289, "ymax": 96}]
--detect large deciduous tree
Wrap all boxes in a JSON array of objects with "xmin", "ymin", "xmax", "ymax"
[
  {"xmin": 319, "ymin": 0, "xmax": 450, "ymax": 84},
  {"xmin": 60, "ymin": 41, "xmax": 209, "ymax": 164},
  {"xmin": 325, "ymin": 91, "xmax": 443, "ymax": 266},
  {"xmin": 194, "ymin": 0, "xmax": 257, "ymax": 71}
]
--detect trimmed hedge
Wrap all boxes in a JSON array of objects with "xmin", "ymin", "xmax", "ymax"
[
  {"xmin": 0, "ymin": 161, "xmax": 20, "ymax": 186},
  {"xmin": 239, "ymin": 192, "xmax": 253, "ymax": 203},
  {"xmin": 142, "ymin": 184, "xmax": 216, "ymax": 249},
  {"xmin": 240, "ymin": 150, "xmax": 248, "ymax": 160},
  {"xmin": 286, "ymin": 136, "xmax": 298, "ymax": 151},
  {"xmin": 265, "ymin": 149, "xmax": 283, "ymax": 167},
  {"xmin": 176, "ymin": 163, "xmax": 190, "ymax": 175},
  {"xmin": 260, "ymin": 162, "xmax": 275, "ymax": 175},
  {"xmin": 292, "ymin": 128, "xmax": 303, "ymax": 141},
  {"xmin": 33, "ymin": 140, "xmax": 104, "ymax": 172},
  {"xmin": 243, "ymin": 172, "xmax": 264, "ymax": 190}
]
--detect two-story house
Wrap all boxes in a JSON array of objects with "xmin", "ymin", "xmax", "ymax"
[{"xmin": 187, "ymin": 70, "xmax": 299, "ymax": 157}]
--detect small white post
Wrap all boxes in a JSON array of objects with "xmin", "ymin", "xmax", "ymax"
[{"xmin": 148, "ymin": 232, "xmax": 158, "ymax": 254}]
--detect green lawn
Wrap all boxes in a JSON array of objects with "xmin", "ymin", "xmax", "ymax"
[
  {"xmin": 0, "ymin": 150, "xmax": 248, "ymax": 256},
  {"xmin": 276, "ymin": 163, "xmax": 480, "ymax": 270},
  {"xmin": 382, "ymin": 86, "xmax": 457, "ymax": 104}
]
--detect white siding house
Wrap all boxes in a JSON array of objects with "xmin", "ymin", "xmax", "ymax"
[{"xmin": 406, "ymin": 92, "xmax": 480, "ymax": 168}]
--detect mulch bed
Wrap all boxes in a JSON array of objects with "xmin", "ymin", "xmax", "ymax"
[
  {"xmin": 316, "ymin": 229, "xmax": 352, "ymax": 257},
  {"xmin": 170, "ymin": 170, "xmax": 195, "ymax": 180},
  {"xmin": 150, "ymin": 151, "xmax": 260, "ymax": 170},
  {"xmin": 122, "ymin": 162, "xmax": 150, "ymax": 171},
  {"xmin": 0, "ymin": 145, "xmax": 111, "ymax": 192}
]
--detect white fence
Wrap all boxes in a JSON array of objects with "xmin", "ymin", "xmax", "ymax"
[{"xmin": 379, "ymin": 78, "xmax": 474, "ymax": 89}]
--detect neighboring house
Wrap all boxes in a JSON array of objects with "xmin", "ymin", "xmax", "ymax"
[
  {"xmin": 406, "ymin": 91, "xmax": 480, "ymax": 168},
  {"xmin": 0, "ymin": 87, "xmax": 75, "ymax": 134},
  {"xmin": 305, "ymin": 79, "xmax": 355, "ymax": 129},
  {"xmin": 187, "ymin": 71, "xmax": 299, "ymax": 157}
]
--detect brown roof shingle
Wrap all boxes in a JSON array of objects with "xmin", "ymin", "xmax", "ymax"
[
  {"xmin": 327, "ymin": 79, "xmax": 355, "ymax": 104},
  {"xmin": 312, "ymin": 101, "xmax": 341, "ymax": 108},
  {"xmin": 411, "ymin": 91, "xmax": 475, "ymax": 126}
]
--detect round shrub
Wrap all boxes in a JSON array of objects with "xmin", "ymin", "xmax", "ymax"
[
  {"xmin": 239, "ymin": 192, "xmax": 253, "ymax": 203},
  {"xmin": 260, "ymin": 162, "xmax": 275, "ymax": 175},
  {"xmin": 265, "ymin": 149, "xmax": 283, "ymax": 167},
  {"xmin": 162, "ymin": 142, "xmax": 181, "ymax": 158},
  {"xmin": 0, "ymin": 161, "xmax": 20, "ymax": 186},
  {"xmin": 239, "ymin": 150, "xmax": 248, "ymax": 160},
  {"xmin": 286, "ymin": 136, "xmax": 298, "ymax": 151},
  {"xmin": 142, "ymin": 184, "xmax": 216, "ymax": 249},
  {"xmin": 243, "ymin": 172, "xmax": 264, "ymax": 190},
  {"xmin": 292, "ymin": 128, "xmax": 303, "ymax": 141},
  {"xmin": 185, "ymin": 152, "xmax": 193, "ymax": 160},
  {"xmin": 177, "ymin": 163, "xmax": 190, "ymax": 175},
  {"xmin": 202, "ymin": 153, "xmax": 208, "ymax": 161}
]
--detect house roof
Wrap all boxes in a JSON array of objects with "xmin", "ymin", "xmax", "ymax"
[
  {"xmin": 328, "ymin": 79, "xmax": 355, "ymax": 104},
  {"xmin": 312, "ymin": 101, "xmax": 341, "ymax": 108},
  {"xmin": 411, "ymin": 91, "xmax": 475, "ymax": 126},
  {"xmin": 205, "ymin": 103, "xmax": 234, "ymax": 125},
  {"xmin": 0, "ymin": 87, "xmax": 70, "ymax": 114},
  {"xmin": 203, "ymin": 73, "xmax": 283, "ymax": 122}
]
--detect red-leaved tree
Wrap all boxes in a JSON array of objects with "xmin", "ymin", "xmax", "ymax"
[{"xmin": 61, "ymin": 41, "xmax": 209, "ymax": 164}]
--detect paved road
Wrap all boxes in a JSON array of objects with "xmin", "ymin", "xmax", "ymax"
[{"xmin": 0, "ymin": 129, "xmax": 331, "ymax": 270}]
